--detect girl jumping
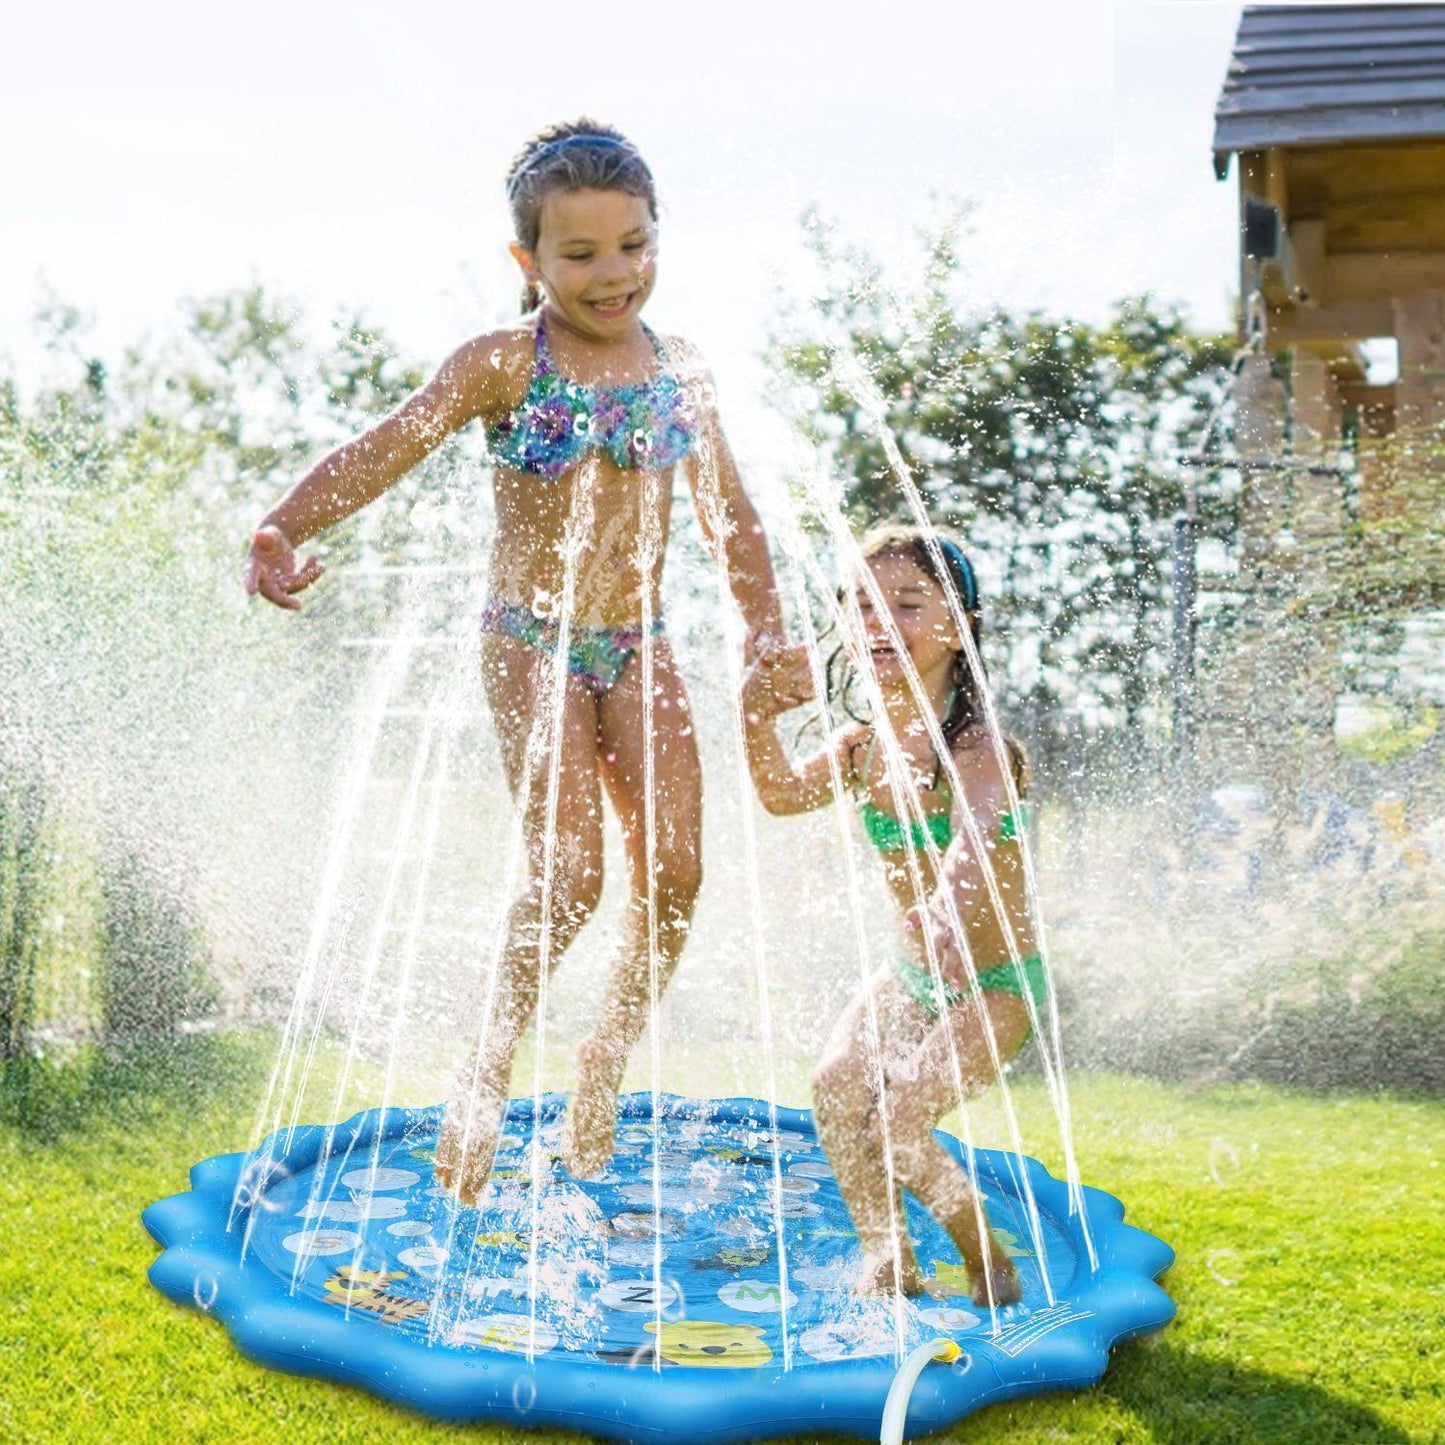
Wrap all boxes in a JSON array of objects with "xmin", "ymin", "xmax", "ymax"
[
  {"xmin": 742, "ymin": 525, "xmax": 1043, "ymax": 1305},
  {"xmin": 246, "ymin": 119, "xmax": 787, "ymax": 1203}
]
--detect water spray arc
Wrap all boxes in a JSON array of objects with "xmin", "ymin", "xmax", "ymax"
[
  {"xmin": 691, "ymin": 401, "xmax": 799, "ymax": 1370},
  {"xmin": 773, "ymin": 524, "xmax": 913, "ymax": 1358},
  {"xmin": 237, "ymin": 594, "xmax": 426, "ymax": 1250}
]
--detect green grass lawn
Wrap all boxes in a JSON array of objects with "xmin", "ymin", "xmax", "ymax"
[{"xmin": 1, "ymin": 1037, "xmax": 1439, "ymax": 1444}]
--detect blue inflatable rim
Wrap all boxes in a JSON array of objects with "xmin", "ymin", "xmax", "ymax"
[{"xmin": 142, "ymin": 1092, "xmax": 1175, "ymax": 1444}]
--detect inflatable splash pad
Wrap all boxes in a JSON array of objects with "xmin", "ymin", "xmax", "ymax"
[{"xmin": 143, "ymin": 1094, "xmax": 1173, "ymax": 1441}]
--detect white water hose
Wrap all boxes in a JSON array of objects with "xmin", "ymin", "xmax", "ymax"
[{"xmin": 880, "ymin": 1338, "xmax": 963, "ymax": 1444}]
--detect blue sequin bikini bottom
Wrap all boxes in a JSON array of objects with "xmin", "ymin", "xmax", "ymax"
[{"xmin": 480, "ymin": 596, "xmax": 664, "ymax": 696}]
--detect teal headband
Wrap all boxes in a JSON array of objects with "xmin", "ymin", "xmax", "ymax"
[
  {"xmin": 935, "ymin": 537, "xmax": 979, "ymax": 613},
  {"xmin": 507, "ymin": 134, "xmax": 648, "ymax": 199}
]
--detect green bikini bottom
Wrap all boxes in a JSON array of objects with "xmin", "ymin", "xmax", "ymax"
[{"xmin": 892, "ymin": 952, "xmax": 1048, "ymax": 1023}]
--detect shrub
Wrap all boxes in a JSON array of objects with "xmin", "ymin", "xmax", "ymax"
[
  {"xmin": 0, "ymin": 752, "xmax": 49, "ymax": 1061},
  {"xmin": 97, "ymin": 840, "xmax": 216, "ymax": 1045},
  {"xmin": 1054, "ymin": 926, "xmax": 1445, "ymax": 1096}
]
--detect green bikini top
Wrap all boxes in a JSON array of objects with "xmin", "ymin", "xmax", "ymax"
[
  {"xmin": 856, "ymin": 735, "xmax": 954, "ymax": 854},
  {"xmin": 858, "ymin": 801, "xmax": 954, "ymax": 853},
  {"xmin": 854, "ymin": 736, "xmax": 1032, "ymax": 855}
]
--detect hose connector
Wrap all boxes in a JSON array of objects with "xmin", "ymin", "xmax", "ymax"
[{"xmin": 880, "ymin": 1337, "xmax": 963, "ymax": 1444}]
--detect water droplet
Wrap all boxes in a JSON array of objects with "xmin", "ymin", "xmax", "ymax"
[
  {"xmin": 625, "ymin": 1343, "xmax": 656, "ymax": 1371},
  {"xmin": 193, "ymin": 1275, "xmax": 219, "ymax": 1312},
  {"xmin": 1208, "ymin": 1138, "xmax": 1241, "ymax": 1187},
  {"xmin": 511, "ymin": 1376, "xmax": 537, "ymax": 1412},
  {"xmin": 235, "ymin": 1157, "xmax": 292, "ymax": 1213},
  {"xmin": 1206, "ymin": 1248, "xmax": 1241, "ymax": 1287},
  {"xmin": 660, "ymin": 1276, "xmax": 687, "ymax": 1322}
]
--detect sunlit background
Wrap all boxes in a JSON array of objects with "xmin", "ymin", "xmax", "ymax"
[{"xmin": 3, "ymin": 0, "xmax": 1241, "ymax": 431}]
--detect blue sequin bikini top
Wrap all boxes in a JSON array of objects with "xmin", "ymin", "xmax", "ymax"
[{"xmin": 486, "ymin": 317, "xmax": 700, "ymax": 481}]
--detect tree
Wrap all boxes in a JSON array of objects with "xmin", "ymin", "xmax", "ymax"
[{"xmin": 766, "ymin": 215, "xmax": 1235, "ymax": 741}]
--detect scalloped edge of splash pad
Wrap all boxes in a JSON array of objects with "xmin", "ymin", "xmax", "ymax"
[{"xmin": 143, "ymin": 1093, "xmax": 1174, "ymax": 1443}]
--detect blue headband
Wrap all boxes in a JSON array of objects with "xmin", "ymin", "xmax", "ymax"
[
  {"xmin": 506, "ymin": 134, "xmax": 646, "ymax": 198},
  {"xmin": 935, "ymin": 537, "xmax": 979, "ymax": 613}
]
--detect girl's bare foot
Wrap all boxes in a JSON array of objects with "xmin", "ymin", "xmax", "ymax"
[
  {"xmin": 433, "ymin": 1093, "xmax": 503, "ymax": 1205},
  {"xmin": 854, "ymin": 1245, "xmax": 924, "ymax": 1297},
  {"xmin": 561, "ymin": 1039, "xmax": 619, "ymax": 1180},
  {"xmin": 970, "ymin": 1252, "xmax": 1021, "ymax": 1307},
  {"xmin": 932, "ymin": 1197, "xmax": 1023, "ymax": 1307}
]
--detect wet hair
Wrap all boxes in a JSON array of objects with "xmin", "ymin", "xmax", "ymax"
[
  {"xmin": 831, "ymin": 524, "xmax": 1029, "ymax": 795},
  {"xmin": 504, "ymin": 119, "xmax": 658, "ymax": 314}
]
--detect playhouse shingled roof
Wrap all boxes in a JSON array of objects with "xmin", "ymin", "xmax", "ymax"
[{"xmin": 1214, "ymin": 4, "xmax": 1445, "ymax": 174}]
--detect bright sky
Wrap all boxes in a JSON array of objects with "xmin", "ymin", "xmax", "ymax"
[{"xmin": 2, "ymin": 1, "xmax": 1243, "ymax": 442}]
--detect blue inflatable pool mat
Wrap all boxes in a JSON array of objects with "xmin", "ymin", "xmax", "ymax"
[{"xmin": 143, "ymin": 1091, "xmax": 1174, "ymax": 1442}]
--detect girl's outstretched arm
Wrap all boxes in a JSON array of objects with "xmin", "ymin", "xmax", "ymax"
[
  {"xmin": 246, "ymin": 333, "xmax": 520, "ymax": 609},
  {"xmin": 677, "ymin": 357, "xmax": 786, "ymax": 661},
  {"xmin": 741, "ymin": 646, "xmax": 863, "ymax": 815}
]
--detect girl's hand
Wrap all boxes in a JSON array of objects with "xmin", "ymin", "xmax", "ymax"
[
  {"xmin": 903, "ymin": 902, "xmax": 968, "ymax": 989},
  {"xmin": 741, "ymin": 641, "xmax": 814, "ymax": 724},
  {"xmin": 244, "ymin": 524, "xmax": 325, "ymax": 611},
  {"xmin": 743, "ymin": 628, "xmax": 786, "ymax": 668}
]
